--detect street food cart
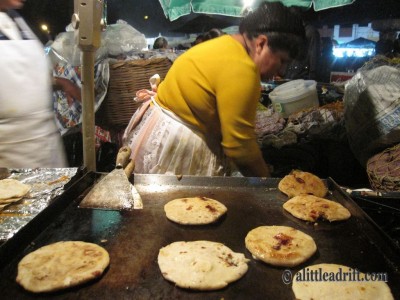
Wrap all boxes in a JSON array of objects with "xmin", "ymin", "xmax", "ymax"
[{"xmin": 1, "ymin": 1, "xmax": 400, "ymax": 299}]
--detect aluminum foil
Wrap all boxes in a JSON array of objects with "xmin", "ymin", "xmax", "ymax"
[{"xmin": 0, "ymin": 168, "xmax": 78, "ymax": 241}]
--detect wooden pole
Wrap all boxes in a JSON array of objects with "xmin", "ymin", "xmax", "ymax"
[
  {"xmin": 72, "ymin": 0, "xmax": 103, "ymax": 172},
  {"xmin": 81, "ymin": 51, "xmax": 96, "ymax": 172}
]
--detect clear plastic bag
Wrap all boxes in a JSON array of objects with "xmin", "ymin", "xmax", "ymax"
[
  {"xmin": 344, "ymin": 65, "xmax": 400, "ymax": 166},
  {"xmin": 103, "ymin": 20, "xmax": 147, "ymax": 57}
]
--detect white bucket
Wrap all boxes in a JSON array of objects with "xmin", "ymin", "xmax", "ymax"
[{"xmin": 268, "ymin": 79, "xmax": 319, "ymax": 118}]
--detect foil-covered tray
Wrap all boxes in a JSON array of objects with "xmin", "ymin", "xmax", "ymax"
[{"xmin": 0, "ymin": 168, "xmax": 78, "ymax": 241}]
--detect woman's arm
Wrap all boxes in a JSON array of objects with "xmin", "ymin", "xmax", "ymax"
[
  {"xmin": 216, "ymin": 53, "xmax": 271, "ymax": 177},
  {"xmin": 231, "ymin": 150, "xmax": 271, "ymax": 177},
  {"xmin": 53, "ymin": 77, "xmax": 82, "ymax": 104}
]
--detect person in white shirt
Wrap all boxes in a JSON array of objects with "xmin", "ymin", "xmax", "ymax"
[{"xmin": 0, "ymin": 0, "xmax": 67, "ymax": 168}]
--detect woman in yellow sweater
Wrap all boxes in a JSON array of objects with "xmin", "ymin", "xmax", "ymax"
[{"xmin": 124, "ymin": 1, "xmax": 305, "ymax": 177}]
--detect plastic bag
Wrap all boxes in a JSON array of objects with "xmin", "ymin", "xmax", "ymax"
[
  {"xmin": 49, "ymin": 20, "xmax": 147, "ymax": 66},
  {"xmin": 49, "ymin": 30, "xmax": 107, "ymax": 66},
  {"xmin": 344, "ymin": 65, "xmax": 400, "ymax": 166},
  {"xmin": 103, "ymin": 20, "xmax": 147, "ymax": 56},
  {"xmin": 52, "ymin": 61, "xmax": 110, "ymax": 135}
]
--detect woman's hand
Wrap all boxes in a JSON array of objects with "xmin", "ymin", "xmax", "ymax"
[
  {"xmin": 233, "ymin": 153, "xmax": 272, "ymax": 177},
  {"xmin": 53, "ymin": 77, "xmax": 82, "ymax": 105}
]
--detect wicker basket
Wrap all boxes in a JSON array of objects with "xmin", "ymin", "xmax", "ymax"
[
  {"xmin": 367, "ymin": 143, "xmax": 400, "ymax": 191},
  {"xmin": 97, "ymin": 57, "xmax": 172, "ymax": 129}
]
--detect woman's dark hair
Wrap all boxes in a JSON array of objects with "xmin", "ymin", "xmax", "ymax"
[
  {"xmin": 239, "ymin": 1, "xmax": 306, "ymax": 59},
  {"xmin": 153, "ymin": 37, "xmax": 168, "ymax": 49},
  {"xmin": 204, "ymin": 28, "xmax": 225, "ymax": 41}
]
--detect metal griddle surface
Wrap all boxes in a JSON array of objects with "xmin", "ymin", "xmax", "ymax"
[{"xmin": 0, "ymin": 174, "xmax": 399, "ymax": 299}]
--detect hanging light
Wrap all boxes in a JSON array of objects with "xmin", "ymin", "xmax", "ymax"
[{"xmin": 40, "ymin": 24, "xmax": 49, "ymax": 32}]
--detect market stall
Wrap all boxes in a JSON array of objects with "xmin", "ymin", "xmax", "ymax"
[
  {"xmin": 1, "ymin": 1, "xmax": 400, "ymax": 299},
  {"xmin": 73, "ymin": 0, "xmax": 357, "ymax": 172}
]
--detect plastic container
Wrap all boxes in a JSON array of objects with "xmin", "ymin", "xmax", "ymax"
[{"xmin": 268, "ymin": 79, "xmax": 319, "ymax": 118}]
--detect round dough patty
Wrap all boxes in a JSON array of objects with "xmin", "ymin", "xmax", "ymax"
[
  {"xmin": 278, "ymin": 170, "xmax": 328, "ymax": 198},
  {"xmin": 158, "ymin": 240, "xmax": 249, "ymax": 290},
  {"xmin": 164, "ymin": 196, "xmax": 227, "ymax": 225},
  {"xmin": 283, "ymin": 195, "xmax": 351, "ymax": 222},
  {"xmin": 245, "ymin": 226, "xmax": 317, "ymax": 267},
  {"xmin": 16, "ymin": 241, "xmax": 110, "ymax": 293},
  {"xmin": 293, "ymin": 263, "xmax": 394, "ymax": 300},
  {"xmin": 0, "ymin": 179, "xmax": 31, "ymax": 200}
]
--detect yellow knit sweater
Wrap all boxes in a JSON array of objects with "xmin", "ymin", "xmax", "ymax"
[{"xmin": 156, "ymin": 35, "xmax": 262, "ymax": 164}]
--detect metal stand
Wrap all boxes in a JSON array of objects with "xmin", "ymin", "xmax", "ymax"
[{"xmin": 72, "ymin": 0, "xmax": 104, "ymax": 172}]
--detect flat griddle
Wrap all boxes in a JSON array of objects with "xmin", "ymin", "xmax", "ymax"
[{"xmin": 0, "ymin": 173, "xmax": 399, "ymax": 299}]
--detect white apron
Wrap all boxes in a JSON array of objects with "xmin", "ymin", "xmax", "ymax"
[
  {"xmin": 0, "ymin": 13, "xmax": 66, "ymax": 168},
  {"xmin": 123, "ymin": 99, "xmax": 231, "ymax": 176}
]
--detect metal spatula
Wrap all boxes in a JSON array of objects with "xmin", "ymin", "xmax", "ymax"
[{"xmin": 79, "ymin": 146, "xmax": 134, "ymax": 210}]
